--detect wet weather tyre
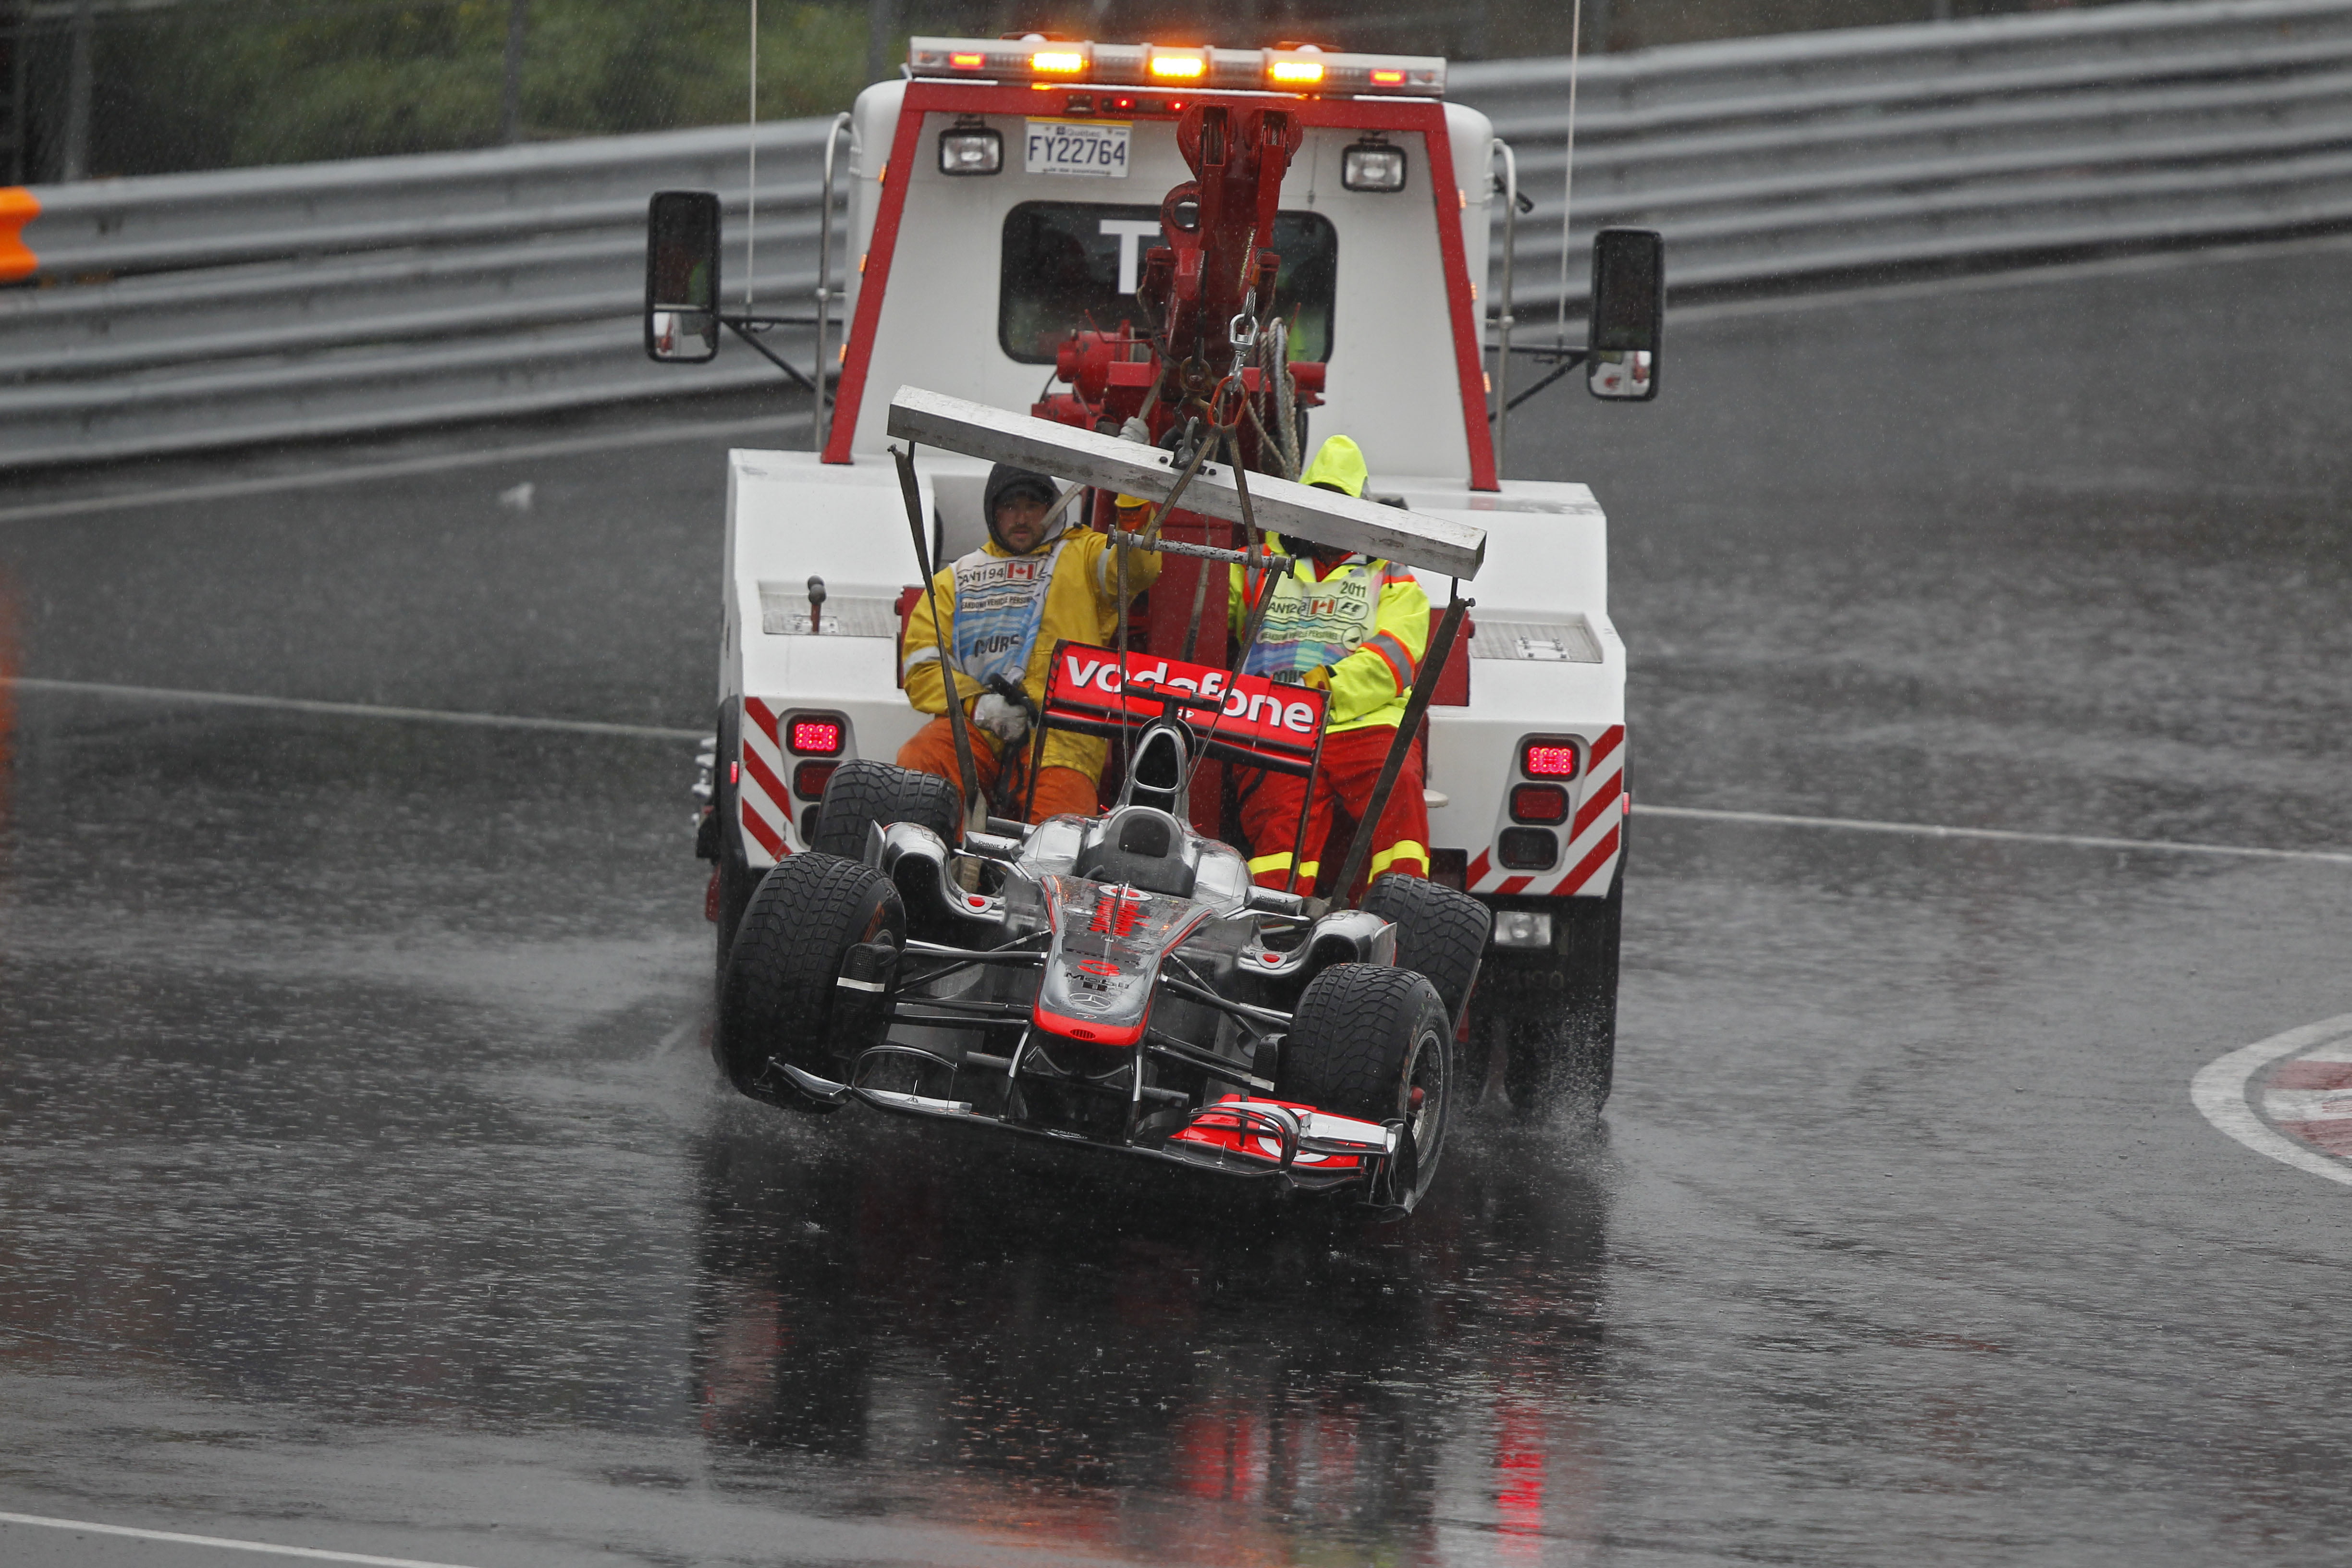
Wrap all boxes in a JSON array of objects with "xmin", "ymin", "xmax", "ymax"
[
  {"xmin": 1503, "ymin": 868, "xmax": 1620, "ymax": 1120},
  {"xmin": 719, "ymin": 852, "xmax": 905, "ymax": 1114},
  {"xmin": 1362, "ymin": 873, "xmax": 1491, "ymax": 1029},
  {"xmin": 810, "ymin": 760, "xmax": 962, "ymax": 858},
  {"xmin": 1277, "ymin": 963, "xmax": 1453, "ymax": 1197}
]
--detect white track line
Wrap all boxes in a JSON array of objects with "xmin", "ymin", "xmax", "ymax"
[
  {"xmin": 2, "ymin": 676, "xmax": 701, "ymax": 741},
  {"xmin": 11, "ymin": 678, "xmax": 2351, "ymax": 866},
  {"xmin": 0, "ymin": 412, "xmax": 813, "ymax": 526},
  {"xmin": 2191, "ymin": 1013, "xmax": 2352, "ymax": 1189},
  {"xmin": 0, "ymin": 1511, "xmax": 485, "ymax": 1568},
  {"xmin": 1634, "ymin": 803, "xmax": 2352, "ymax": 867}
]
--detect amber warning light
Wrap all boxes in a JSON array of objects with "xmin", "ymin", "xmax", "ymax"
[{"xmin": 905, "ymin": 37, "xmax": 1445, "ymax": 97}]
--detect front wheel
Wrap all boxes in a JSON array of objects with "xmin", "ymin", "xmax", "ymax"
[
  {"xmin": 1277, "ymin": 963, "xmax": 1453, "ymax": 1205},
  {"xmin": 720, "ymin": 852, "xmax": 905, "ymax": 1113}
]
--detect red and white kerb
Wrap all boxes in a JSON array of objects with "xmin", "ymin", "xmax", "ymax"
[{"xmin": 1467, "ymin": 723, "xmax": 1624, "ymax": 897}]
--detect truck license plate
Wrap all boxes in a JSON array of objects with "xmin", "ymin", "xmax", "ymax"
[{"xmin": 1025, "ymin": 120, "xmax": 1129, "ymax": 178}]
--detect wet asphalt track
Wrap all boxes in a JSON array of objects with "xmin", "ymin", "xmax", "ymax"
[{"xmin": 2, "ymin": 237, "xmax": 2351, "ymax": 1567}]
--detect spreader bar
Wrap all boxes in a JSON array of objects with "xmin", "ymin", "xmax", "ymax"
[{"xmin": 886, "ymin": 386, "xmax": 1486, "ymax": 579}]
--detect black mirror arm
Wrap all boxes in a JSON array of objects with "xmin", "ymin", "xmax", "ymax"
[
  {"xmin": 721, "ymin": 316, "xmax": 817, "ymax": 392},
  {"xmin": 1483, "ymin": 348, "xmax": 1589, "ymax": 419}
]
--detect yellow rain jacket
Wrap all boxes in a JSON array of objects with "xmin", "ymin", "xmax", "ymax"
[{"xmin": 904, "ymin": 524, "xmax": 1161, "ymax": 777}]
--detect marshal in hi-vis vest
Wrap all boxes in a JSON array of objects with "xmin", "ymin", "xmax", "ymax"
[
  {"xmin": 1242, "ymin": 561, "xmax": 1382, "ymax": 678},
  {"xmin": 1230, "ymin": 538, "xmax": 1430, "ymax": 736}
]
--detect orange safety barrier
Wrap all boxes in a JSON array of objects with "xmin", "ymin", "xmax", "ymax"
[{"xmin": 0, "ymin": 188, "xmax": 38, "ymax": 282}]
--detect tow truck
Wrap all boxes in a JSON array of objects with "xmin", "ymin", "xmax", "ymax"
[{"xmin": 645, "ymin": 35, "xmax": 1664, "ymax": 1133}]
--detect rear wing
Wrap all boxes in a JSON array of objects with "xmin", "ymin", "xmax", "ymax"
[{"xmin": 1044, "ymin": 641, "xmax": 1326, "ymax": 778}]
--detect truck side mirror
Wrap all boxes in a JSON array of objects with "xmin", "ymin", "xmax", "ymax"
[
  {"xmin": 1586, "ymin": 228, "xmax": 1663, "ymax": 402},
  {"xmin": 645, "ymin": 190, "xmax": 723, "ymax": 364}
]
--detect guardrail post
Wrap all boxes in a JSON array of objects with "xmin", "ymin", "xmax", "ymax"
[
  {"xmin": 61, "ymin": 0, "xmax": 95, "ymax": 182},
  {"xmin": 502, "ymin": 0, "xmax": 527, "ymax": 145}
]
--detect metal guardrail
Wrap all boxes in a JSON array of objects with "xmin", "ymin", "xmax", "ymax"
[
  {"xmin": 1458, "ymin": 0, "xmax": 2352, "ymax": 326},
  {"xmin": 5, "ymin": 0, "xmax": 2351, "ymax": 471},
  {"xmin": 1, "ymin": 121, "xmax": 843, "ymax": 469}
]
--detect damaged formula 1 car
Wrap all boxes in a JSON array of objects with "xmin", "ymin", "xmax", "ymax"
[
  {"xmin": 712, "ymin": 394, "xmax": 1495, "ymax": 1214},
  {"xmin": 718, "ymin": 639, "xmax": 1494, "ymax": 1215}
]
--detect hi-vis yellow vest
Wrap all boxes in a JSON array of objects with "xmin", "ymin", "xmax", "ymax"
[{"xmin": 1230, "ymin": 538, "xmax": 1430, "ymax": 735}]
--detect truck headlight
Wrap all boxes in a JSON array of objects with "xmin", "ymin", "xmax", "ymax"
[
  {"xmin": 1342, "ymin": 140, "xmax": 1407, "ymax": 193},
  {"xmin": 1492, "ymin": 911, "xmax": 1553, "ymax": 949},
  {"xmin": 939, "ymin": 127, "xmax": 1002, "ymax": 176}
]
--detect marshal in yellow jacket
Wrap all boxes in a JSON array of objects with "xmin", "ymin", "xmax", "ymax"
[{"xmin": 903, "ymin": 523, "xmax": 1162, "ymax": 777}]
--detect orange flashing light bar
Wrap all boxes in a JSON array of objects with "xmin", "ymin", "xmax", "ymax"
[
  {"xmin": 905, "ymin": 37, "xmax": 1445, "ymax": 97},
  {"xmin": 1147, "ymin": 49, "xmax": 1208, "ymax": 81}
]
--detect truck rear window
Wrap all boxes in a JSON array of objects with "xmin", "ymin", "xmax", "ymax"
[{"xmin": 999, "ymin": 201, "xmax": 1337, "ymax": 366}]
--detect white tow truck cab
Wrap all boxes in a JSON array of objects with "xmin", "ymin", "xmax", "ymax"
[{"xmin": 655, "ymin": 37, "xmax": 1664, "ymax": 1110}]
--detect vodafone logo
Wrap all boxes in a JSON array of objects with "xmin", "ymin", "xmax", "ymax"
[{"xmin": 1058, "ymin": 653, "xmax": 1318, "ymax": 735}]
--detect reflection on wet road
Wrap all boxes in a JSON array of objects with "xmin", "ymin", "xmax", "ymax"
[{"xmin": 3, "ymin": 243, "xmax": 2351, "ymax": 1566}]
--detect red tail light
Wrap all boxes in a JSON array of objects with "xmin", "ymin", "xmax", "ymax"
[
  {"xmin": 793, "ymin": 761, "xmax": 838, "ymax": 800},
  {"xmin": 1510, "ymin": 784, "xmax": 1568, "ymax": 823},
  {"xmin": 1496, "ymin": 828, "xmax": 1558, "ymax": 871},
  {"xmin": 788, "ymin": 716, "xmax": 845, "ymax": 755},
  {"xmin": 1520, "ymin": 739, "xmax": 1579, "ymax": 778}
]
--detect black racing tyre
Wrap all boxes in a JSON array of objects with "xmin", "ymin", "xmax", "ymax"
[
  {"xmin": 1363, "ymin": 873, "xmax": 1492, "ymax": 1029},
  {"xmin": 1502, "ymin": 867, "xmax": 1621, "ymax": 1120},
  {"xmin": 809, "ymin": 759, "xmax": 962, "ymax": 859},
  {"xmin": 1276, "ymin": 963, "xmax": 1454, "ymax": 1191},
  {"xmin": 719, "ymin": 852, "xmax": 905, "ymax": 1113}
]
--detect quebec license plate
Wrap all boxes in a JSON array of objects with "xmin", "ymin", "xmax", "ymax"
[{"xmin": 1025, "ymin": 119, "xmax": 1129, "ymax": 178}]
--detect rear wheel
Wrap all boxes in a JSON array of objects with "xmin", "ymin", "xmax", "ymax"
[
  {"xmin": 1497, "ymin": 870, "xmax": 1621, "ymax": 1121},
  {"xmin": 719, "ymin": 852, "xmax": 905, "ymax": 1114},
  {"xmin": 709, "ymin": 703, "xmax": 757, "ymax": 1073},
  {"xmin": 1362, "ymin": 873, "xmax": 1491, "ymax": 1029},
  {"xmin": 1277, "ymin": 963, "xmax": 1453, "ymax": 1202},
  {"xmin": 810, "ymin": 760, "xmax": 962, "ymax": 858}
]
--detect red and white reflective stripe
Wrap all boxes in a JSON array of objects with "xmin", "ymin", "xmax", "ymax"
[
  {"xmin": 1466, "ymin": 723, "xmax": 1624, "ymax": 897},
  {"xmin": 738, "ymin": 696, "xmax": 792, "ymax": 866}
]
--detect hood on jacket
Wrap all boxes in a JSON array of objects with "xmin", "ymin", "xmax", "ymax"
[
  {"xmin": 983, "ymin": 463, "xmax": 1061, "ymax": 551},
  {"xmin": 1299, "ymin": 434, "xmax": 1368, "ymax": 499}
]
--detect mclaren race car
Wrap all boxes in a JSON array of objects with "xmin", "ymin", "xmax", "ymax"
[{"xmin": 714, "ymin": 641, "xmax": 1493, "ymax": 1214}]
